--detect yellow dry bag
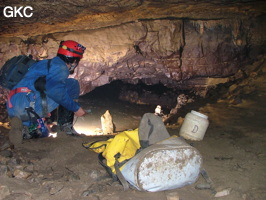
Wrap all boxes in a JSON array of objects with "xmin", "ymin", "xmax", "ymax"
[{"xmin": 83, "ymin": 129, "xmax": 141, "ymax": 174}]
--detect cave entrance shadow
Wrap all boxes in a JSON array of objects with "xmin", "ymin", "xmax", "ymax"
[{"xmin": 74, "ymin": 80, "xmax": 219, "ymax": 136}]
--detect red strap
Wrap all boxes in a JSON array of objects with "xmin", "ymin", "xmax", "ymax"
[{"xmin": 8, "ymin": 87, "xmax": 31, "ymax": 108}]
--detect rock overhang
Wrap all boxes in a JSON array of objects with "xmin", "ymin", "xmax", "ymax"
[{"xmin": 0, "ymin": 0, "xmax": 265, "ymax": 95}]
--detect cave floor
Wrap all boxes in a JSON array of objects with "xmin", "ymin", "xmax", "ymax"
[{"xmin": 0, "ymin": 72, "xmax": 266, "ymax": 200}]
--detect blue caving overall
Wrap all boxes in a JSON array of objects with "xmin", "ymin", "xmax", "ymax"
[{"xmin": 7, "ymin": 56, "xmax": 80, "ymax": 136}]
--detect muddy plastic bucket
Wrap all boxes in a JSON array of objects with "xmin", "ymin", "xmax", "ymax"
[
  {"xmin": 179, "ymin": 110, "xmax": 209, "ymax": 141},
  {"xmin": 121, "ymin": 136, "xmax": 202, "ymax": 192}
]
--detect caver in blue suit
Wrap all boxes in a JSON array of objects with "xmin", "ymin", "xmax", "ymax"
[
  {"xmin": 7, "ymin": 40, "xmax": 87, "ymax": 143},
  {"xmin": 7, "ymin": 56, "xmax": 80, "ymax": 122}
]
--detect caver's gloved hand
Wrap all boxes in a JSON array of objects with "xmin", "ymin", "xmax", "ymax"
[{"xmin": 74, "ymin": 107, "xmax": 86, "ymax": 117}]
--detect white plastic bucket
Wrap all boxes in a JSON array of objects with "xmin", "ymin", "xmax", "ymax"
[{"xmin": 179, "ymin": 110, "xmax": 209, "ymax": 141}]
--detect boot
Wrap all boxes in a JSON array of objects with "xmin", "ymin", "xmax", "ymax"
[
  {"xmin": 57, "ymin": 105, "xmax": 79, "ymax": 136},
  {"xmin": 9, "ymin": 117, "xmax": 23, "ymax": 147},
  {"xmin": 61, "ymin": 122, "xmax": 79, "ymax": 136},
  {"xmin": 45, "ymin": 108, "xmax": 59, "ymax": 133}
]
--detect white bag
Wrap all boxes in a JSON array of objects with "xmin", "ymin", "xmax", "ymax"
[{"xmin": 121, "ymin": 136, "xmax": 202, "ymax": 192}]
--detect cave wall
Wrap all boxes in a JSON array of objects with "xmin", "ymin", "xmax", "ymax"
[{"xmin": 0, "ymin": 2, "xmax": 265, "ymax": 95}]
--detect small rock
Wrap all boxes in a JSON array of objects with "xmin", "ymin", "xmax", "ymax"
[
  {"xmin": 89, "ymin": 170, "xmax": 101, "ymax": 180},
  {"xmin": 24, "ymin": 164, "xmax": 34, "ymax": 172},
  {"xmin": 195, "ymin": 183, "xmax": 211, "ymax": 190},
  {"xmin": 82, "ymin": 190, "xmax": 92, "ymax": 197},
  {"xmin": 249, "ymin": 71, "xmax": 258, "ymax": 78},
  {"xmin": 0, "ymin": 150, "xmax": 13, "ymax": 158},
  {"xmin": 257, "ymin": 153, "xmax": 265, "ymax": 158},
  {"xmin": 0, "ymin": 141, "xmax": 12, "ymax": 151},
  {"xmin": 0, "ymin": 185, "xmax": 10, "ymax": 199},
  {"xmin": 49, "ymin": 182, "xmax": 64, "ymax": 195},
  {"xmin": 0, "ymin": 165, "xmax": 9, "ymax": 176},
  {"xmin": 14, "ymin": 164, "xmax": 24, "ymax": 170},
  {"xmin": 0, "ymin": 155, "xmax": 9, "ymax": 165},
  {"xmin": 64, "ymin": 170, "xmax": 80, "ymax": 181},
  {"xmin": 8, "ymin": 157, "xmax": 22, "ymax": 166},
  {"xmin": 166, "ymin": 191, "xmax": 179, "ymax": 200},
  {"xmin": 28, "ymin": 177, "xmax": 40, "ymax": 183},
  {"xmin": 214, "ymin": 188, "xmax": 231, "ymax": 198},
  {"xmin": 37, "ymin": 173, "xmax": 44, "ymax": 178},
  {"xmin": 242, "ymin": 193, "xmax": 247, "ymax": 200},
  {"xmin": 13, "ymin": 169, "xmax": 32, "ymax": 179}
]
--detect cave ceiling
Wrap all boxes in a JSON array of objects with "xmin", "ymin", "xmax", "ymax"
[
  {"xmin": 0, "ymin": 0, "xmax": 266, "ymax": 95},
  {"xmin": 1, "ymin": 0, "xmax": 265, "ymax": 38}
]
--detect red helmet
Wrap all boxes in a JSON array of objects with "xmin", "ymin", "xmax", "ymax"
[{"xmin": 57, "ymin": 40, "xmax": 86, "ymax": 59}]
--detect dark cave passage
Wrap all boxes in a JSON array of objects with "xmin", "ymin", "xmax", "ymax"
[
  {"xmin": 84, "ymin": 80, "xmax": 180, "ymax": 105},
  {"xmin": 74, "ymin": 80, "xmax": 215, "ymax": 135},
  {"xmin": 75, "ymin": 80, "xmax": 181, "ymax": 135}
]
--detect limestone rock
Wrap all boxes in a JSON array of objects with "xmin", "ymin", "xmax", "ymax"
[
  {"xmin": 214, "ymin": 188, "xmax": 231, "ymax": 198},
  {"xmin": 13, "ymin": 169, "xmax": 32, "ymax": 179},
  {"xmin": 101, "ymin": 110, "xmax": 114, "ymax": 135},
  {"xmin": 0, "ymin": 185, "xmax": 10, "ymax": 200},
  {"xmin": 0, "ymin": 15, "xmax": 264, "ymax": 96},
  {"xmin": 0, "ymin": 165, "xmax": 9, "ymax": 177}
]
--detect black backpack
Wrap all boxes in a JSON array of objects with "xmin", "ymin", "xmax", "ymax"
[
  {"xmin": 0, "ymin": 55, "xmax": 37, "ymax": 90},
  {"xmin": 0, "ymin": 55, "xmax": 51, "ymax": 117}
]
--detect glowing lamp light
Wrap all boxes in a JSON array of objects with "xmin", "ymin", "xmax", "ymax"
[
  {"xmin": 74, "ymin": 124, "xmax": 103, "ymax": 136},
  {"xmin": 49, "ymin": 132, "xmax": 57, "ymax": 138}
]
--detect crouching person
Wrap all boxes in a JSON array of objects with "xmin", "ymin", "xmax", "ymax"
[{"xmin": 7, "ymin": 40, "xmax": 87, "ymax": 147}]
